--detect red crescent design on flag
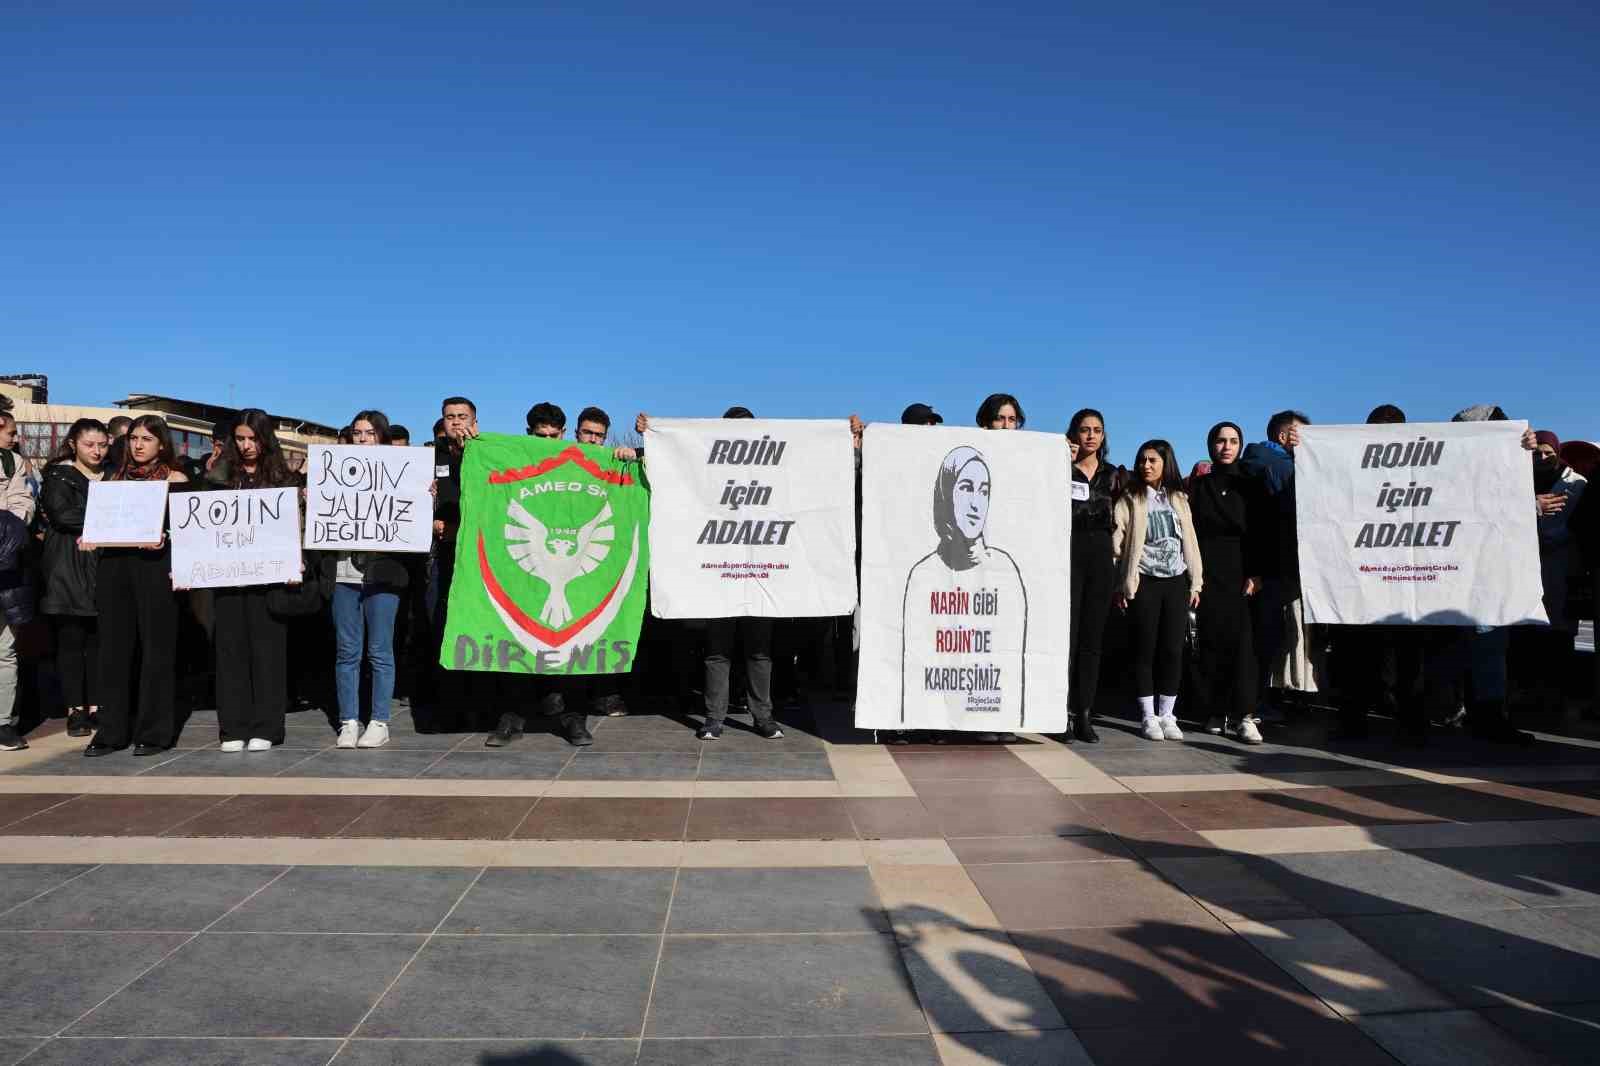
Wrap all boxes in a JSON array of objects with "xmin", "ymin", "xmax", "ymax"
[
  {"xmin": 486, "ymin": 446, "xmax": 634, "ymax": 486},
  {"xmin": 477, "ymin": 532, "xmax": 623, "ymax": 646}
]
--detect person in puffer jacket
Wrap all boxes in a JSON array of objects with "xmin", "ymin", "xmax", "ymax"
[{"xmin": 0, "ymin": 510, "xmax": 37, "ymax": 751}]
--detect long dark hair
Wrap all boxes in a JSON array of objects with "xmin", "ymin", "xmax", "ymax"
[
  {"xmin": 225, "ymin": 408, "xmax": 292, "ymax": 487},
  {"xmin": 1125, "ymin": 439, "xmax": 1185, "ymax": 497},
  {"xmin": 113, "ymin": 414, "xmax": 179, "ymax": 479},
  {"xmin": 1067, "ymin": 408, "xmax": 1107, "ymax": 461},
  {"xmin": 976, "ymin": 393, "xmax": 1025, "ymax": 429},
  {"xmin": 52, "ymin": 418, "xmax": 110, "ymax": 464},
  {"xmin": 351, "ymin": 409, "xmax": 394, "ymax": 444}
]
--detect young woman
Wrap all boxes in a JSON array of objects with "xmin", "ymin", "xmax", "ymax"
[
  {"xmin": 211, "ymin": 409, "xmax": 299, "ymax": 752},
  {"xmin": 39, "ymin": 419, "xmax": 110, "ymax": 737},
  {"xmin": 86, "ymin": 415, "xmax": 189, "ymax": 756},
  {"xmin": 326, "ymin": 410, "xmax": 408, "ymax": 749},
  {"xmin": 1113, "ymin": 440, "xmax": 1203, "ymax": 742},
  {"xmin": 1187, "ymin": 422, "xmax": 1262, "ymax": 744},
  {"xmin": 1065, "ymin": 409, "xmax": 1123, "ymax": 743},
  {"xmin": 977, "ymin": 393, "xmax": 1025, "ymax": 430}
]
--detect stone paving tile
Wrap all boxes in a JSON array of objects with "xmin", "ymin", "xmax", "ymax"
[
  {"xmin": 3, "ymin": 794, "xmax": 228, "ymax": 837},
  {"xmin": 0, "ymin": 1039, "xmax": 39, "ymax": 1066},
  {"xmin": 637, "ymin": 1035, "xmax": 942, "ymax": 1065},
  {"xmin": 0, "ymin": 865, "xmax": 94, "ymax": 914},
  {"xmin": 213, "ymin": 866, "xmax": 479, "ymax": 934},
  {"xmin": 685, "ymin": 798, "xmax": 856, "ymax": 840},
  {"xmin": 846, "ymin": 798, "xmax": 942, "ymax": 840},
  {"xmin": 931, "ymin": 1030, "xmax": 1095, "ymax": 1066},
  {"xmin": 561, "ymin": 752, "xmax": 701, "ymax": 780},
  {"xmin": 1071, "ymin": 745, "xmax": 1237, "ymax": 777},
  {"xmin": 1481, "ymin": 1001, "xmax": 1600, "ymax": 1065},
  {"xmin": 644, "ymin": 933, "xmax": 927, "ymax": 1037},
  {"xmin": 278, "ymin": 749, "xmax": 447, "ymax": 779},
  {"xmin": 896, "ymin": 926, "xmax": 1066, "ymax": 1034},
  {"xmin": 947, "ymin": 834, "xmax": 1133, "ymax": 865},
  {"xmin": 1069, "ymin": 792, "xmax": 1220, "ymax": 858},
  {"xmin": 359, "ymin": 934, "xmax": 657, "ymax": 1038},
  {"xmin": 1145, "ymin": 788, "xmax": 1447, "ymax": 831},
  {"xmin": 0, "ymin": 864, "xmax": 284, "ymax": 931},
  {"xmin": 668, "ymin": 867, "xmax": 887, "ymax": 933},
  {"xmin": 1340, "ymin": 908, "xmax": 1600, "ymax": 1008},
  {"xmin": 1356, "ymin": 1009, "xmax": 1558, "ymax": 1066},
  {"xmin": 6, "ymin": 749, "xmax": 185, "ymax": 776},
  {"xmin": 0, "ymin": 794, "xmax": 77, "ymax": 829},
  {"xmin": 967, "ymin": 860, "xmax": 1220, "ymax": 931},
  {"xmin": 420, "ymin": 750, "xmax": 574, "ymax": 778},
  {"xmin": 697, "ymin": 722, "xmax": 828, "ymax": 753},
  {"xmin": 1228, "ymin": 917, "xmax": 1456, "ymax": 1016},
  {"xmin": 1545, "ymin": 905, "xmax": 1600, "ymax": 936},
  {"xmin": 1073, "ymin": 1012, "xmax": 1399, "ymax": 1066},
  {"xmin": 1244, "ymin": 850, "xmax": 1529, "ymax": 917},
  {"xmin": 147, "ymin": 748, "xmax": 323, "ymax": 777},
  {"xmin": 337, "ymin": 795, "xmax": 536, "ymax": 839},
  {"xmin": 335, "ymin": 1039, "xmax": 640, "ymax": 1065},
  {"xmin": 0, "ymin": 931, "xmax": 191, "ymax": 1034},
  {"xmin": 1147, "ymin": 855, "xmax": 1317, "ymax": 922},
  {"xmin": 514, "ymin": 797, "xmax": 690, "ymax": 840},
  {"xmin": 22, "ymin": 1038, "xmax": 339, "ymax": 1065},
  {"xmin": 441, "ymin": 868, "xmax": 674, "ymax": 934},
  {"xmin": 892, "ymin": 751, "xmax": 1040, "ymax": 781},
  {"xmin": 696, "ymin": 752, "xmax": 833, "ymax": 780},
  {"xmin": 74, "ymin": 932, "xmax": 423, "ymax": 1037},
  {"xmin": 584, "ymin": 724, "xmax": 704, "ymax": 752},
  {"xmin": 917, "ymin": 794, "xmax": 1103, "ymax": 839},
  {"xmin": 164, "ymin": 794, "xmax": 380, "ymax": 838},
  {"xmin": 909, "ymin": 775, "xmax": 1063, "ymax": 797},
  {"xmin": 1418, "ymin": 843, "xmax": 1600, "ymax": 909}
]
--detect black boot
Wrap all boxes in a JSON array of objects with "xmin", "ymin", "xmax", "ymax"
[
  {"xmin": 1073, "ymin": 711, "xmax": 1099, "ymax": 744},
  {"xmin": 1467, "ymin": 700, "xmax": 1533, "ymax": 746},
  {"xmin": 561, "ymin": 713, "xmax": 594, "ymax": 747},
  {"xmin": 484, "ymin": 712, "xmax": 524, "ymax": 747}
]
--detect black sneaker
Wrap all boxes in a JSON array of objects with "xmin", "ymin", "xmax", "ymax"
[
  {"xmin": 485, "ymin": 712, "xmax": 525, "ymax": 747},
  {"xmin": 0, "ymin": 724, "xmax": 27, "ymax": 751},
  {"xmin": 561, "ymin": 715, "xmax": 594, "ymax": 747},
  {"xmin": 753, "ymin": 720, "xmax": 785, "ymax": 740},
  {"xmin": 696, "ymin": 721, "xmax": 723, "ymax": 741}
]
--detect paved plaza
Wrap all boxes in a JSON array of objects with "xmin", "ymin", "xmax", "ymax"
[{"xmin": 2, "ymin": 702, "xmax": 1598, "ymax": 1065}]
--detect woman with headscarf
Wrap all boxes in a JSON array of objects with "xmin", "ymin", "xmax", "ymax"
[
  {"xmin": 1186, "ymin": 422, "xmax": 1262, "ymax": 743},
  {"xmin": 901, "ymin": 445, "xmax": 1028, "ymax": 734}
]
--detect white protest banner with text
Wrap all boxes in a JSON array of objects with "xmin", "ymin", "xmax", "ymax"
[
  {"xmin": 645, "ymin": 418, "xmax": 857, "ymax": 618},
  {"xmin": 856, "ymin": 426, "xmax": 1071, "ymax": 733},
  {"xmin": 305, "ymin": 445, "xmax": 433, "ymax": 552},
  {"xmin": 83, "ymin": 481, "xmax": 168, "ymax": 546},
  {"xmin": 1296, "ymin": 421, "xmax": 1547, "ymax": 626},
  {"xmin": 171, "ymin": 487, "xmax": 303, "ymax": 589}
]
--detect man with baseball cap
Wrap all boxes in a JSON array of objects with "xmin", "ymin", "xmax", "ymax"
[{"xmin": 901, "ymin": 403, "xmax": 943, "ymax": 426}]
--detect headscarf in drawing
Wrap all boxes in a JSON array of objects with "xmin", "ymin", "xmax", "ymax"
[{"xmin": 932, "ymin": 446, "xmax": 991, "ymax": 571}]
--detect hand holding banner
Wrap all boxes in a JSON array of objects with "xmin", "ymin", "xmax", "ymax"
[{"xmin": 305, "ymin": 445, "xmax": 433, "ymax": 552}]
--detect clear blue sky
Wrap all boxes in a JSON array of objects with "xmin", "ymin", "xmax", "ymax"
[{"xmin": 5, "ymin": 1, "xmax": 1595, "ymax": 464}]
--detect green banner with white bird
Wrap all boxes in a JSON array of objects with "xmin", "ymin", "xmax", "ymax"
[{"xmin": 441, "ymin": 434, "xmax": 650, "ymax": 674}]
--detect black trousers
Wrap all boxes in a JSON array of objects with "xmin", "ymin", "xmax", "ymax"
[
  {"xmin": 1128, "ymin": 574, "xmax": 1188, "ymax": 697},
  {"xmin": 52, "ymin": 615, "xmax": 99, "ymax": 709},
  {"xmin": 1069, "ymin": 531, "xmax": 1116, "ymax": 715},
  {"xmin": 213, "ymin": 586, "xmax": 288, "ymax": 743},
  {"xmin": 95, "ymin": 551, "xmax": 178, "ymax": 749},
  {"xmin": 1193, "ymin": 585, "xmax": 1256, "ymax": 723},
  {"xmin": 1335, "ymin": 624, "xmax": 1423, "ymax": 726},
  {"xmin": 704, "ymin": 617, "xmax": 774, "ymax": 725}
]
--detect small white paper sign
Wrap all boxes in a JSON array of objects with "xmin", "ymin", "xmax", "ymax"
[
  {"xmin": 170, "ymin": 487, "xmax": 303, "ymax": 589},
  {"xmin": 83, "ymin": 481, "xmax": 169, "ymax": 546},
  {"xmin": 304, "ymin": 444, "xmax": 434, "ymax": 552}
]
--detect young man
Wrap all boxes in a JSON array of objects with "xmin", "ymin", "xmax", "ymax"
[
  {"xmin": 1239, "ymin": 409, "xmax": 1311, "ymax": 724},
  {"xmin": 389, "ymin": 425, "xmax": 411, "ymax": 447}
]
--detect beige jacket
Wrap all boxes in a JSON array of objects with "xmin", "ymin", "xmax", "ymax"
[
  {"xmin": 2, "ymin": 451, "xmax": 37, "ymax": 525},
  {"xmin": 1111, "ymin": 488, "xmax": 1204, "ymax": 601}
]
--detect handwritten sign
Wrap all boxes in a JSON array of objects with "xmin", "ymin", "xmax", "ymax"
[
  {"xmin": 171, "ymin": 487, "xmax": 303, "ymax": 589},
  {"xmin": 82, "ymin": 481, "xmax": 169, "ymax": 546},
  {"xmin": 304, "ymin": 445, "xmax": 432, "ymax": 552}
]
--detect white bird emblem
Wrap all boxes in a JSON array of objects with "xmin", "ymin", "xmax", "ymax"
[{"xmin": 504, "ymin": 499, "xmax": 616, "ymax": 628}]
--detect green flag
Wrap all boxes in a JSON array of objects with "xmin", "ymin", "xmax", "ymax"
[{"xmin": 441, "ymin": 434, "xmax": 649, "ymax": 675}]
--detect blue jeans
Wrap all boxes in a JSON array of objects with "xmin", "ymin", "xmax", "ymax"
[{"xmin": 333, "ymin": 584, "xmax": 399, "ymax": 723}]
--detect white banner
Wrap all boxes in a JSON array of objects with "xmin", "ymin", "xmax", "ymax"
[
  {"xmin": 304, "ymin": 444, "xmax": 433, "ymax": 552},
  {"xmin": 171, "ymin": 487, "xmax": 303, "ymax": 589},
  {"xmin": 82, "ymin": 481, "xmax": 168, "ymax": 546},
  {"xmin": 1296, "ymin": 421, "xmax": 1547, "ymax": 626},
  {"xmin": 645, "ymin": 418, "xmax": 857, "ymax": 618},
  {"xmin": 856, "ymin": 426, "xmax": 1071, "ymax": 733}
]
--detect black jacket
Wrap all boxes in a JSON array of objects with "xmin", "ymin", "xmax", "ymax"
[
  {"xmin": 1071, "ymin": 461, "xmax": 1124, "ymax": 537},
  {"xmin": 433, "ymin": 437, "xmax": 463, "ymax": 535},
  {"xmin": 38, "ymin": 463, "xmax": 98, "ymax": 617},
  {"xmin": 1187, "ymin": 466, "xmax": 1265, "ymax": 585},
  {"xmin": 0, "ymin": 511, "xmax": 34, "ymax": 626}
]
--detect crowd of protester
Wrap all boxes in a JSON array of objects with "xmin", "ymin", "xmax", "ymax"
[{"xmin": 0, "ymin": 392, "xmax": 1594, "ymax": 759}]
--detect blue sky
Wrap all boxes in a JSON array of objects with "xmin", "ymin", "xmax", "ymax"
[{"xmin": 4, "ymin": 1, "xmax": 1595, "ymax": 464}]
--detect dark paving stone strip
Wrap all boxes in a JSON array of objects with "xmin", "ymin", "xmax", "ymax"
[
  {"xmin": 891, "ymin": 749, "xmax": 1041, "ymax": 781},
  {"xmin": 561, "ymin": 752, "xmax": 701, "ymax": 781},
  {"xmin": 141, "ymin": 748, "xmax": 322, "ymax": 778},
  {"xmin": 18, "ymin": 1037, "xmax": 339, "ymax": 1065},
  {"xmin": 967, "ymin": 860, "xmax": 1220, "ymax": 931},
  {"xmin": 668, "ymin": 867, "xmax": 889, "ymax": 934},
  {"xmin": 844, "ymin": 797, "xmax": 942, "ymax": 840},
  {"xmin": 948, "ymin": 834, "xmax": 1135, "ymax": 865},
  {"xmin": 278, "ymin": 749, "xmax": 450, "ymax": 780},
  {"xmin": 440, "ymin": 868, "xmax": 676, "ymax": 934},
  {"xmin": 513, "ymin": 797, "xmax": 690, "ymax": 841},
  {"xmin": 164, "ymin": 794, "xmax": 381, "ymax": 838},
  {"xmin": 1071, "ymin": 793, "xmax": 1220, "ymax": 858},
  {"xmin": 0, "ymin": 794, "xmax": 79, "ymax": 829},
  {"xmin": 916, "ymin": 793, "xmax": 1102, "ymax": 838},
  {"xmin": 213, "ymin": 866, "xmax": 482, "ymax": 934},
  {"xmin": 3, "ymin": 794, "xmax": 231, "ymax": 837},
  {"xmin": 696, "ymin": 752, "xmax": 834, "ymax": 781},
  {"xmin": 685, "ymin": 798, "xmax": 857, "ymax": 840},
  {"xmin": 337, "ymin": 795, "xmax": 538, "ymax": 840},
  {"xmin": 420, "ymin": 750, "xmax": 574, "ymax": 779}
]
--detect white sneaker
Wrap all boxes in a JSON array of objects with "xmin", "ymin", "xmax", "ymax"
[
  {"xmin": 246, "ymin": 737, "xmax": 272, "ymax": 752},
  {"xmin": 1141, "ymin": 717, "xmax": 1165, "ymax": 741},
  {"xmin": 1205, "ymin": 716, "xmax": 1224, "ymax": 735},
  {"xmin": 1159, "ymin": 715, "xmax": 1184, "ymax": 741},
  {"xmin": 219, "ymin": 739, "xmax": 245, "ymax": 753},
  {"xmin": 357, "ymin": 721, "xmax": 390, "ymax": 749},
  {"xmin": 336, "ymin": 721, "xmax": 360, "ymax": 749},
  {"xmin": 1235, "ymin": 718, "xmax": 1263, "ymax": 745}
]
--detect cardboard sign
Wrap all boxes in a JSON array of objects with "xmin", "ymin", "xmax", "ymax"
[
  {"xmin": 171, "ymin": 487, "xmax": 303, "ymax": 589},
  {"xmin": 82, "ymin": 480, "xmax": 168, "ymax": 547},
  {"xmin": 304, "ymin": 444, "xmax": 433, "ymax": 552}
]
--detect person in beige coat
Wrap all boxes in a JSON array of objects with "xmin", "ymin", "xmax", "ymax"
[{"xmin": 1113, "ymin": 440, "xmax": 1204, "ymax": 741}]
